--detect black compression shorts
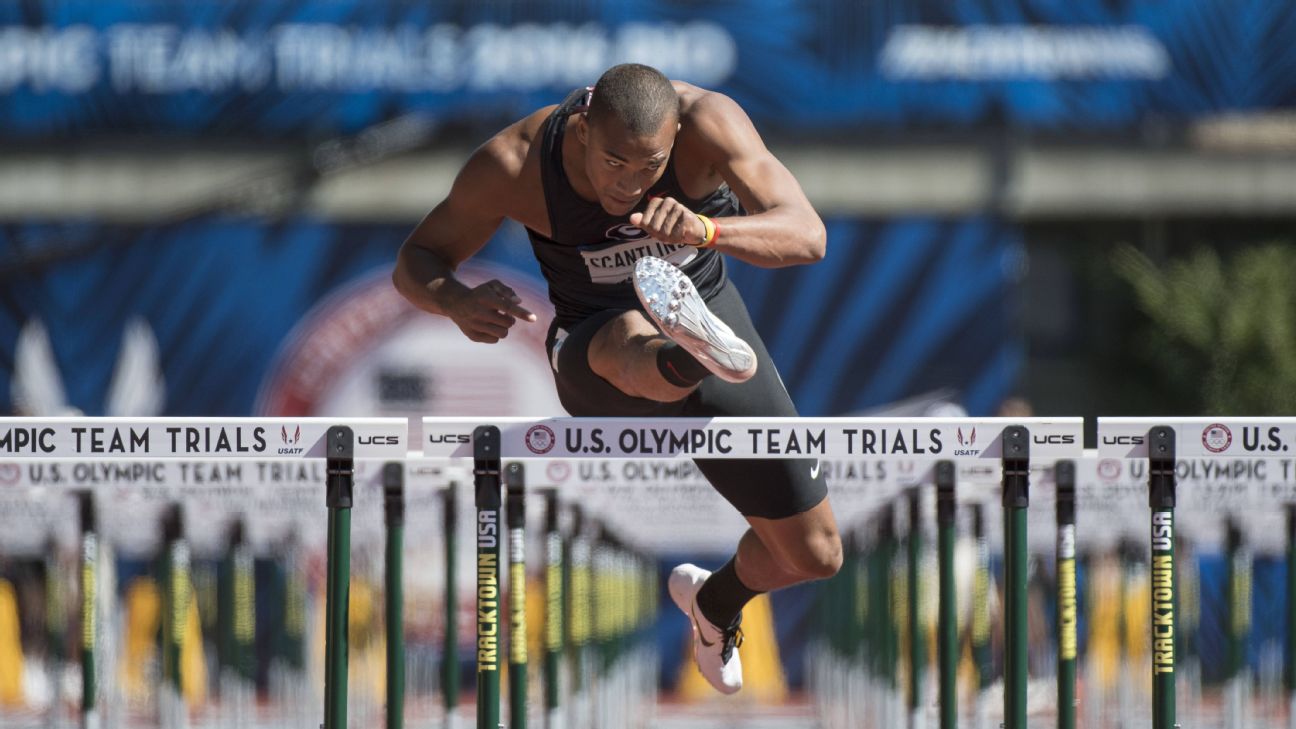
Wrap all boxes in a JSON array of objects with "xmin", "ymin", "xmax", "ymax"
[{"xmin": 544, "ymin": 281, "xmax": 828, "ymax": 520}]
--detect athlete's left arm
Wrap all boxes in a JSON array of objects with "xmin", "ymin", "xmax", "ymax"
[{"xmin": 693, "ymin": 93, "xmax": 826, "ymax": 267}]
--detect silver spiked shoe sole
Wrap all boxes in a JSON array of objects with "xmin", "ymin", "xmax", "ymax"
[{"xmin": 633, "ymin": 256, "xmax": 757, "ymax": 384}]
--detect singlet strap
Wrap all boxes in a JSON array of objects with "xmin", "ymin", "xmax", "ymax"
[{"xmin": 538, "ymin": 87, "xmax": 593, "ymax": 240}]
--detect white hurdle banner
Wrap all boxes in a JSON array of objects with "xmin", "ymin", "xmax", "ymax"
[
  {"xmin": 423, "ymin": 416, "xmax": 1084, "ymax": 460},
  {"xmin": 0, "ymin": 417, "xmax": 409, "ymax": 459},
  {"xmin": 1099, "ymin": 417, "xmax": 1296, "ymax": 459}
]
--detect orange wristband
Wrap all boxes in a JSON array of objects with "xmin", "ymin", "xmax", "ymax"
[{"xmin": 695, "ymin": 214, "xmax": 718, "ymax": 247}]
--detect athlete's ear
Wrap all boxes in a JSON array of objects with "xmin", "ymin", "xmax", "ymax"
[{"xmin": 574, "ymin": 114, "xmax": 589, "ymax": 145}]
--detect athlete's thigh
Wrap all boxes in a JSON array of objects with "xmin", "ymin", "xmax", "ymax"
[{"xmin": 682, "ymin": 284, "xmax": 828, "ymax": 518}]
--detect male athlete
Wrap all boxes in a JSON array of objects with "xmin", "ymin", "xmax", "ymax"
[{"xmin": 394, "ymin": 63, "xmax": 841, "ymax": 694}]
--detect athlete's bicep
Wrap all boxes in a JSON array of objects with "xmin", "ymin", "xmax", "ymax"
[
  {"xmin": 693, "ymin": 95, "xmax": 815, "ymax": 217},
  {"xmin": 403, "ymin": 143, "xmax": 513, "ymax": 268}
]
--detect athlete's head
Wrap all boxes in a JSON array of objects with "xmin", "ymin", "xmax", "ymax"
[{"xmin": 576, "ymin": 63, "xmax": 680, "ymax": 216}]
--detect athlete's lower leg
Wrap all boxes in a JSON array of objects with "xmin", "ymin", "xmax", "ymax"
[{"xmin": 693, "ymin": 531, "xmax": 780, "ymax": 630}]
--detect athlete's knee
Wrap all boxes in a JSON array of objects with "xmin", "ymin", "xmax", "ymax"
[{"xmin": 785, "ymin": 529, "xmax": 842, "ymax": 581}]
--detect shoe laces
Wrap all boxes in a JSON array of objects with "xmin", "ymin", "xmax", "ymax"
[{"xmin": 719, "ymin": 616, "xmax": 744, "ymax": 664}]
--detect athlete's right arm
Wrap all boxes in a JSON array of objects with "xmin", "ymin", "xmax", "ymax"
[{"xmin": 393, "ymin": 139, "xmax": 536, "ymax": 343}]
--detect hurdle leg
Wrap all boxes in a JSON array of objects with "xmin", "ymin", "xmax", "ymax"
[
  {"xmin": 1287, "ymin": 506, "xmax": 1296, "ymax": 729},
  {"xmin": 161, "ymin": 504, "xmax": 189, "ymax": 729},
  {"xmin": 506, "ymin": 463, "xmax": 529, "ymax": 729},
  {"xmin": 1224, "ymin": 519, "xmax": 1251, "ymax": 729},
  {"xmin": 970, "ymin": 504, "xmax": 990, "ymax": 729},
  {"xmin": 1000, "ymin": 427, "xmax": 1031, "ymax": 729},
  {"xmin": 1055, "ymin": 461, "xmax": 1078, "ymax": 729},
  {"xmin": 472, "ymin": 426, "xmax": 503, "ymax": 729},
  {"xmin": 1147, "ymin": 426, "xmax": 1177, "ymax": 729},
  {"xmin": 935, "ymin": 462, "xmax": 957, "ymax": 729},
  {"xmin": 907, "ymin": 487, "xmax": 926, "ymax": 729},
  {"xmin": 323, "ymin": 426, "xmax": 355, "ymax": 729},
  {"xmin": 78, "ymin": 493, "xmax": 98, "ymax": 729},
  {"xmin": 384, "ymin": 463, "xmax": 406, "ymax": 729},
  {"xmin": 883, "ymin": 505, "xmax": 901, "ymax": 729},
  {"xmin": 567, "ymin": 508, "xmax": 591, "ymax": 729},
  {"xmin": 541, "ymin": 489, "xmax": 563, "ymax": 729}
]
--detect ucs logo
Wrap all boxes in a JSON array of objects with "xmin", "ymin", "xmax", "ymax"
[
  {"xmin": 1033, "ymin": 434, "xmax": 1076, "ymax": 445},
  {"xmin": 1102, "ymin": 435, "xmax": 1145, "ymax": 446},
  {"xmin": 358, "ymin": 435, "xmax": 400, "ymax": 445},
  {"xmin": 429, "ymin": 433, "xmax": 471, "ymax": 444}
]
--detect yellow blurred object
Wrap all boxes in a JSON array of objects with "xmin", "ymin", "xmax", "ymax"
[
  {"xmin": 182, "ymin": 593, "xmax": 207, "ymax": 705},
  {"xmin": 0, "ymin": 579, "xmax": 25, "ymax": 706},
  {"xmin": 349, "ymin": 580, "xmax": 376, "ymax": 647},
  {"xmin": 1124, "ymin": 568, "xmax": 1149, "ymax": 663},
  {"xmin": 677, "ymin": 594, "xmax": 787, "ymax": 703},
  {"xmin": 1087, "ymin": 557, "xmax": 1122, "ymax": 690},
  {"xmin": 528, "ymin": 577, "xmax": 545, "ymax": 668},
  {"xmin": 120, "ymin": 574, "xmax": 207, "ymax": 706},
  {"xmin": 121, "ymin": 578, "xmax": 161, "ymax": 701}
]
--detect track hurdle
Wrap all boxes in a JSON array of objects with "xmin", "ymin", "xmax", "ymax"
[
  {"xmin": 0, "ymin": 417, "xmax": 407, "ymax": 729},
  {"xmin": 424, "ymin": 416, "xmax": 1083, "ymax": 729},
  {"xmin": 1099, "ymin": 417, "xmax": 1296, "ymax": 729}
]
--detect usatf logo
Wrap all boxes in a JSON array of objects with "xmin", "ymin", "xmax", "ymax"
[
  {"xmin": 0, "ymin": 463, "xmax": 18, "ymax": 485},
  {"xmin": 957, "ymin": 428, "xmax": 976, "ymax": 447},
  {"xmin": 1097, "ymin": 459, "xmax": 1122, "ymax": 482},
  {"xmin": 604, "ymin": 223, "xmax": 649, "ymax": 241},
  {"xmin": 1202, "ymin": 423, "xmax": 1232, "ymax": 454},
  {"xmin": 278, "ymin": 425, "xmax": 304, "ymax": 455},
  {"xmin": 525, "ymin": 425, "xmax": 556, "ymax": 455},
  {"xmin": 545, "ymin": 461, "xmax": 571, "ymax": 483}
]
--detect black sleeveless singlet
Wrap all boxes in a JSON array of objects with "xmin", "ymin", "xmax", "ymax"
[{"xmin": 526, "ymin": 88, "xmax": 743, "ymax": 329}]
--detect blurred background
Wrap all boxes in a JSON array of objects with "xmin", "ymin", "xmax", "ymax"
[{"xmin": 1, "ymin": 1, "xmax": 1295, "ymax": 727}]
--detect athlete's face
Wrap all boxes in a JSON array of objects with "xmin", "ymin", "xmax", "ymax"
[{"xmin": 577, "ymin": 114, "xmax": 678, "ymax": 216}]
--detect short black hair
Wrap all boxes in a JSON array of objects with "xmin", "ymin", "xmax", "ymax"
[{"xmin": 586, "ymin": 64, "xmax": 679, "ymax": 135}]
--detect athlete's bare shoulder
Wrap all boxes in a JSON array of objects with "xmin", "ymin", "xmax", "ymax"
[
  {"xmin": 463, "ymin": 105, "xmax": 556, "ymax": 231},
  {"xmin": 672, "ymin": 82, "xmax": 752, "ymax": 145},
  {"xmin": 673, "ymin": 81, "xmax": 720, "ymax": 117},
  {"xmin": 474, "ymin": 105, "xmax": 554, "ymax": 184}
]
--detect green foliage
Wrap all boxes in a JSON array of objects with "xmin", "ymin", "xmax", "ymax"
[{"xmin": 1112, "ymin": 244, "xmax": 1296, "ymax": 414}]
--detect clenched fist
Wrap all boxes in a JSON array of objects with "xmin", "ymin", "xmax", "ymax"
[
  {"xmin": 443, "ymin": 279, "xmax": 536, "ymax": 344},
  {"xmin": 629, "ymin": 196, "xmax": 708, "ymax": 247}
]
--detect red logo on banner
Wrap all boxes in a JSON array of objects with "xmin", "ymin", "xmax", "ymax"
[
  {"xmin": 545, "ymin": 461, "xmax": 571, "ymax": 483},
  {"xmin": 1202, "ymin": 423, "xmax": 1232, "ymax": 454},
  {"xmin": 1097, "ymin": 459, "xmax": 1122, "ymax": 482},
  {"xmin": 526, "ymin": 425, "xmax": 556, "ymax": 455}
]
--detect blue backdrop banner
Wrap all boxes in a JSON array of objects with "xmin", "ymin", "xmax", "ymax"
[
  {"xmin": 0, "ymin": 217, "xmax": 1023, "ymax": 418},
  {"xmin": 0, "ymin": 0, "xmax": 1292, "ymax": 137}
]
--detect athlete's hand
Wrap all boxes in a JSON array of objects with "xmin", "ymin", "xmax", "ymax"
[
  {"xmin": 629, "ymin": 196, "xmax": 708, "ymax": 247},
  {"xmin": 444, "ymin": 280, "xmax": 536, "ymax": 344}
]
